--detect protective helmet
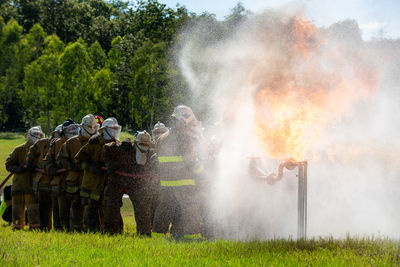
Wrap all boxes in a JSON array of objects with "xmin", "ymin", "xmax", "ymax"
[
  {"xmin": 27, "ymin": 126, "xmax": 44, "ymax": 144},
  {"xmin": 152, "ymin": 121, "xmax": 168, "ymax": 140},
  {"xmin": 81, "ymin": 114, "xmax": 98, "ymax": 136},
  {"xmin": 94, "ymin": 115, "xmax": 104, "ymax": 127},
  {"xmin": 171, "ymin": 105, "xmax": 197, "ymax": 126},
  {"xmin": 99, "ymin": 117, "xmax": 121, "ymax": 140},
  {"xmin": 51, "ymin": 124, "xmax": 63, "ymax": 138},
  {"xmin": 134, "ymin": 130, "xmax": 151, "ymax": 152},
  {"xmin": 62, "ymin": 119, "xmax": 79, "ymax": 139},
  {"xmin": 171, "ymin": 105, "xmax": 200, "ymax": 137}
]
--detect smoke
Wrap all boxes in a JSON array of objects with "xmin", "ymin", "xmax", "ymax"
[{"xmin": 176, "ymin": 8, "xmax": 400, "ymax": 240}]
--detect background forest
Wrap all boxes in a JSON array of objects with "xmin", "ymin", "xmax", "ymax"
[{"xmin": 0, "ymin": 0, "xmax": 248, "ymax": 133}]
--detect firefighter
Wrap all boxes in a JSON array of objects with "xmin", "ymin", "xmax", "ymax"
[
  {"xmin": 103, "ymin": 130, "xmax": 155, "ymax": 236},
  {"xmin": 26, "ymin": 125, "xmax": 60, "ymax": 230},
  {"xmin": 48, "ymin": 124, "xmax": 62, "ymax": 230},
  {"xmin": 57, "ymin": 115, "xmax": 97, "ymax": 231},
  {"xmin": 94, "ymin": 115, "xmax": 104, "ymax": 127},
  {"xmin": 150, "ymin": 121, "xmax": 168, "ymax": 226},
  {"xmin": 44, "ymin": 120, "xmax": 79, "ymax": 230},
  {"xmin": 153, "ymin": 105, "xmax": 204, "ymax": 240},
  {"xmin": 5, "ymin": 126, "xmax": 44, "ymax": 230},
  {"xmin": 152, "ymin": 121, "xmax": 168, "ymax": 142},
  {"xmin": 75, "ymin": 117, "xmax": 120, "ymax": 232}
]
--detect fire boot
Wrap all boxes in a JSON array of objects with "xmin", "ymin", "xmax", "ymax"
[
  {"xmin": 85, "ymin": 202, "xmax": 100, "ymax": 232},
  {"xmin": 52, "ymin": 193, "xmax": 62, "ymax": 230},
  {"xmin": 70, "ymin": 197, "xmax": 84, "ymax": 232}
]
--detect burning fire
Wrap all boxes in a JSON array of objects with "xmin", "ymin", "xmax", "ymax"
[{"xmin": 253, "ymin": 18, "xmax": 378, "ymax": 161}]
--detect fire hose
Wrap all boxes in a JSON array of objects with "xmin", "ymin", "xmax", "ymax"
[
  {"xmin": 1, "ymin": 166, "xmax": 154, "ymax": 191},
  {"xmin": 0, "ymin": 173, "xmax": 13, "ymax": 191},
  {"xmin": 265, "ymin": 158, "xmax": 298, "ymax": 185},
  {"xmin": 36, "ymin": 166, "xmax": 154, "ymax": 178}
]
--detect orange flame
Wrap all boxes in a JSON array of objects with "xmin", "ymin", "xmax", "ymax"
[{"xmin": 253, "ymin": 18, "xmax": 378, "ymax": 161}]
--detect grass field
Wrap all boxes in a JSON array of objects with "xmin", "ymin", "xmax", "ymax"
[{"xmin": 1, "ymin": 133, "xmax": 400, "ymax": 266}]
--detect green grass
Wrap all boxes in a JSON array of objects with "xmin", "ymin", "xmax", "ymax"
[
  {"xmin": 0, "ymin": 223, "xmax": 399, "ymax": 266},
  {"xmin": 1, "ymin": 133, "xmax": 400, "ymax": 266},
  {"xmin": 0, "ymin": 133, "xmax": 25, "ymax": 179}
]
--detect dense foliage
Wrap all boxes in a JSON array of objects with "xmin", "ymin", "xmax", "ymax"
[{"xmin": 0, "ymin": 0, "xmax": 248, "ymax": 133}]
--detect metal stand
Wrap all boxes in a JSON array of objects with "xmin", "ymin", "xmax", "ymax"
[
  {"xmin": 297, "ymin": 161, "xmax": 307, "ymax": 239},
  {"xmin": 249, "ymin": 158, "xmax": 308, "ymax": 239}
]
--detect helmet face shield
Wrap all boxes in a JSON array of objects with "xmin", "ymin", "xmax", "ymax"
[
  {"xmin": 27, "ymin": 126, "xmax": 44, "ymax": 144},
  {"xmin": 63, "ymin": 124, "xmax": 79, "ymax": 139},
  {"xmin": 172, "ymin": 105, "xmax": 197, "ymax": 126},
  {"xmin": 81, "ymin": 114, "xmax": 98, "ymax": 137},
  {"xmin": 100, "ymin": 117, "xmax": 121, "ymax": 140},
  {"xmin": 137, "ymin": 141, "xmax": 150, "ymax": 152},
  {"xmin": 134, "ymin": 131, "xmax": 151, "ymax": 153},
  {"xmin": 104, "ymin": 125, "xmax": 121, "ymax": 140},
  {"xmin": 83, "ymin": 123, "xmax": 98, "ymax": 135},
  {"xmin": 29, "ymin": 131, "xmax": 44, "ymax": 140}
]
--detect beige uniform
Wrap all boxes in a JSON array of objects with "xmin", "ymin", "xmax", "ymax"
[
  {"xmin": 56, "ymin": 134, "xmax": 89, "ymax": 231},
  {"xmin": 5, "ymin": 141, "xmax": 39, "ymax": 229}
]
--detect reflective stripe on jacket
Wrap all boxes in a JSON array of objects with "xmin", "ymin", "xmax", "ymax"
[{"xmin": 156, "ymin": 129, "xmax": 203, "ymax": 187}]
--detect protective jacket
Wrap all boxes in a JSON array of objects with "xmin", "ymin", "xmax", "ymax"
[
  {"xmin": 26, "ymin": 137, "xmax": 51, "ymax": 191},
  {"xmin": 56, "ymin": 134, "xmax": 89, "ymax": 194},
  {"xmin": 44, "ymin": 136, "xmax": 67, "ymax": 188},
  {"xmin": 75, "ymin": 134, "xmax": 113, "ymax": 201},
  {"xmin": 103, "ymin": 139, "xmax": 155, "ymax": 235},
  {"xmin": 153, "ymin": 129, "xmax": 204, "ymax": 237},
  {"xmin": 5, "ymin": 141, "xmax": 33, "ymax": 195}
]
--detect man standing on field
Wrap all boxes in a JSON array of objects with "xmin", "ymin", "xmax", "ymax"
[
  {"xmin": 153, "ymin": 105, "xmax": 204, "ymax": 240},
  {"xmin": 103, "ymin": 130, "xmax": 155, "ymax": 236},
  {"xmin": 26, "ymin": 125, "xmax": 60, "ymax": 230},
  {"xmin": 57, "ymin": 114, "xmax": 97, "ymax": 231},
  {"xmin": 44, "ymin": 120, "xmax": 79, "ymax": 230},
  {"xmin": 6, "ymin": 126, "xmax": 44, "ymax": 230},
  {"xmin": 75, "ymin": 117, "xmax": 120, "ymax": 232}
]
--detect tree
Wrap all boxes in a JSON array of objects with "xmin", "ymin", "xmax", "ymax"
[
  {"xmin": 129, "ymin": 41, "xmax": 185, "ymax": 130},
  {"xmin": 89, "ymin": 40, "xmax": 106, "ymax": 70},
  {"xmin": 224, "ymin": 2, "xmax": 250, "ymax": 29},
  {"xmin": 0, "ymin": 19, "xmax": 25, "ymax": 130},
  {"xmin": 91, "ymin": 68, "xmax": 111, "ymax": 117},
  {"xmin": 21, "ymin": 34, "xmax": 65, "ymax": 133},
  {"xmin": 59, "ymin": 40, "xmax": 95, "ymax": 121}
]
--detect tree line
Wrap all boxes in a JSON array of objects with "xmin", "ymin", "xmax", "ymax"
[{"xmin": 0, "ymin": 0, "xmax": 248, "ymax": 133}]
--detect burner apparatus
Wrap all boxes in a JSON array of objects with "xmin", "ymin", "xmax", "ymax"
[{"xmin": 249, "ymin": 158, "xmax": 308, "ymax": 239}]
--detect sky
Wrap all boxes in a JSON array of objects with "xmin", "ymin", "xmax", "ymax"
[{"xmin": 158, "ymin": 0, "xmax": 400, "ymax": 40}]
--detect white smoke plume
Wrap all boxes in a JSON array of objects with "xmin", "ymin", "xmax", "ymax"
[{"xmin": 176, "ymin": 8, "xmax": 400, "ymax": 240}]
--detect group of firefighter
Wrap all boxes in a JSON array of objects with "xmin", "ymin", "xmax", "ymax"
[{"xmin": 1, "ymin": 105, "xmax": 213, "ymax": 239}]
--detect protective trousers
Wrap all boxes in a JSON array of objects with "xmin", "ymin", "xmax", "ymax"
[
  {"xmin": 69, "ymin": 193, "xmax": 84, "ymax": 232},
  {"xmin": 84, "ymin": 199, "xmax": 104, "ymax": 232},
  {"xmin": 52, "ymin": 192, "xmax": 62, "ymax": 230},
  {"xmin": 153, "ymin": 187, "xmax": 202, "ymax": 240},
  {"xmin": 12, "ymin": 193, "xmax": 39, "ymax": 229},
  {"xmin": 58, "ymin": 191, "xmax": 70, "ymax": 230},
  {"xmin": 104, "ymin": 176, "xmax": 151, "ymax": 236},
  {"xmin": 38, "ymin": 190, "xmax": 52, "ymax": 230}
]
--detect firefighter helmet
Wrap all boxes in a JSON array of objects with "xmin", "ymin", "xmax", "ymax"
[
  {"xmin": 99, "ymin": 117, "xmax": 121, "ymax": 140},
  {"xmin": 81, "ymin": 114, "xmax": 98, "ymax": 136},
  {"xmin": 152, "ymin": 121, "xmax": 168, "ymax": 140},
  {"xmin": 94, "ymin": 115, "xmax": 104, "ymax": 127},
  {"xmin": 171, "ymin": 105, "xmax": 197, "ymax": 125},
  {"xmin": 134, "ymin": 130, "xmax": 151, "ymax": 152}
]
